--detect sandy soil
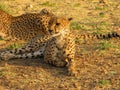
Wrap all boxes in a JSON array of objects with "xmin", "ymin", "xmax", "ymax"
[{"xmin": 0, "ymin": 0, "xmax": 120, "ymax": 89}]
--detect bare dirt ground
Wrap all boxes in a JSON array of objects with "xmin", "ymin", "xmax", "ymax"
[{"xmin": 0, "ymin": 0, "xmax": 120, "ymax": 89}]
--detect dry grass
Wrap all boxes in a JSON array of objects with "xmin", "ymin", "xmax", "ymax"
[{"xmin": 0, "ymin": 0, "xmax": 120, "ymax": 89}]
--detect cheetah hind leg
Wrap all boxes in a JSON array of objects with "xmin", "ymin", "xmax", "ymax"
[
  {"xmin": 0, "ymin": 50, "xmax": 43, "ymax": 60},
  {"xmin": 0, "ymin": 52, "xmax": 16, "ymax": 61},
  {"xmin": 13, "ymin": 50, "xmax": 44, "ymax": 59},
  {"xmin": 65, "ymin": 57, "xmax": 77, "ymax": 77}
]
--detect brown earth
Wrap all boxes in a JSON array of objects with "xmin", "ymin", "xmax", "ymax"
[{"xmin": 0, "ymin": 0, "xmax": 120, "ymax": 89}]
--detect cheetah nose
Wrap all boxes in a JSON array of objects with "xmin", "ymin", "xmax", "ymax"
[{"xmin": 48, "ymin": 30, "xmax": 53, "ymax": 35}]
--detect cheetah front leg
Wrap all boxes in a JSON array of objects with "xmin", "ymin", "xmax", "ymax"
[
  {"xmin": 65, "ymin": 38, "xmax": 77, "ymax": 76},
  {"xmin": 66, "ymin": 55, "xmax": 77, "ymax": 76},
  {"xmin": 44, "ymin": 39, "xmax": 67, "ymax": 67}
]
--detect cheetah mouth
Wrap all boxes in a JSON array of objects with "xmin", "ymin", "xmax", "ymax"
[
  {"xmin": 59, "ymin": 29, "xmax": 69, "ymax": 34},
  {"xmin": 49, "ymin": 30, "xmax": 60, "ymax": 35},
  {"xmin": 48, "ymin": 30, "xmax": 53, "ymax": 34}
]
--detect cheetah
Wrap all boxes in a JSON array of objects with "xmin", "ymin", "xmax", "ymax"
[
  {"xmin": 0, "ymin": 8, "xmax": 55, "ymax": 46},
  {"xmin": 43, "ymin": 17, "xmax": 120, "ymax": 76},
  {"xmin": 0, "ymin": 17, "xmax": 120, "ymax": 76}
]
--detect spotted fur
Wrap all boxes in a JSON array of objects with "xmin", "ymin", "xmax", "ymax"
[
  {"xmin": 0, "ymin": 8, "xmax": 55, "ymax": 45},
  {"xmin": 0, "ymin": 17, "xmax": 120, "ymax": 76}
]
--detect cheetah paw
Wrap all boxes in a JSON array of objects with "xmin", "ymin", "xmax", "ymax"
[{"xmin": 68, "ymin": 71, "xmax": 78, "ymax": 77}]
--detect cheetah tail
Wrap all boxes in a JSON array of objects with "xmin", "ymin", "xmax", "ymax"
[{"xmin": 76, "ymin": 32, "xmax": 120, "ymax": 40}]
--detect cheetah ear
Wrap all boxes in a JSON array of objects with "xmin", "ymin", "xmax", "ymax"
[
  {"xmin": 68, "ymin": 17, "xmax": 73, "ymax": 21},
  {"xmin": 40, "ymin": 8, "xmax": 49, "ymax": 15}
]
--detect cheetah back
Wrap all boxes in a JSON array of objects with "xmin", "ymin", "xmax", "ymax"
[{"xmin": 0, "ymin": 8, "xmax": 56, "ymax": 42}]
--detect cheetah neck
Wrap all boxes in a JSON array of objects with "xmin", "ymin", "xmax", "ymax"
[
  {"xmin": 56, "ymin": 28, "xmax": 70, "ymax": 39},
  {"xmin": 54, "ymin": 29, "xmax": 70, "ymax": 48}
]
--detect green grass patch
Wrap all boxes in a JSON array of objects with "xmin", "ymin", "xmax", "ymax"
[
  {"xmin": 95, "ymin": 26, "xmax": 103, "ymax": 31},
  {"xmin": 97, "ymin": 40, "xmax": 119, "ymax": 50},
  {"xmin": 40, "ymin": 1, "xmax": 56, "ymax": 7},
  {"xmin": 98, "ymin": 80, "xmax": 111, "ymax": 87},
  {"xmin": 70, "ymin": 19, "xmax": 111, "ymax": 34},
  {"xmin": 73, "ymin": 3, "xmax": 81, "ymax": 7},
  {"xmin": 95, "ymin": 5, "xmax": 109, "ymax": 10},
  {"xmin": 0, "ymin": 36, "xmax": 4, "ymax": 40},
  {"xmin": 7, "ymin": 43, "xmax": 22, "ymax": 49},
  {"xmin": 99, "ymin": 12, "xmax": 105, "ymax": 17},
  {"xmin": 0, "ymin": 1, "xmax": 18, "ymax": 15},
  {"xmin": 70, "ymin": 22, "xmax": 84, "ymax": 30},
  {"xmin": 118, "ymin": 82, "xmax": 120, "ymax": 87},
  {"xmin": 93, "ymin": 21, "xmax": 110, "ymax": 33},
  {"xmin": 118, "ymin": 82, "xmax": 120, "ymax": 89},
  {"xmin": 0, "ymin": 2, "xmax": 13, "ymax": 14},
  {"xmin": 0, "ymin": 69, "xmax": 7, "ymax": 78},
  {"xmin": 95, "ymin": 6, "xmax": 104, "ymax": 10},
  {"xmin": 100, "ymin": 21, "xmax": 108, "ymax": 26}
]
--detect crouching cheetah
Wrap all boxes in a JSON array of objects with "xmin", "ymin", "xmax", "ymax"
[
  {"xmin": 0, "ymin": 17, "xmax": 120, "ymax": 76},
  {"xmin": 0, "ymin": 8, "xmax": 55, "ymax": 47}
]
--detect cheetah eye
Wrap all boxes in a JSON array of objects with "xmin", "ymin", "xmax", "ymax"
[{"xmin": 56, "ymin": 23, "xmax": 60, "ymax": 26}]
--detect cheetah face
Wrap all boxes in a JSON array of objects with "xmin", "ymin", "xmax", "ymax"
[{"xmin": 48, "ymin": 17, "xmax": 73, "ymax": 35}]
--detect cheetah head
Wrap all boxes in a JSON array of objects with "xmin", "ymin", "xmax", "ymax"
[
  {"xmin": 38, "ymin": 9, "xmax": 73, "ymax": 36},
  {"xmin": 48, "ymin": 17, "xmax": 73, "ymax": 35}
]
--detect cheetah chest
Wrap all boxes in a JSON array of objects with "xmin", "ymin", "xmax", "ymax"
[{"xmin": 43, "ymin": 32, "xmax": 75, "ymax": 67}]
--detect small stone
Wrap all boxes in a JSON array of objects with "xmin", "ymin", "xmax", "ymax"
[{"xmin": 59, "ymin": 84, "xmax": 64, "ymax": 88}]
